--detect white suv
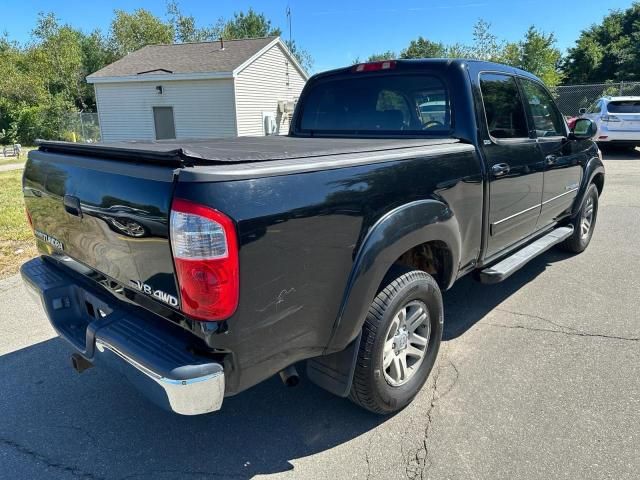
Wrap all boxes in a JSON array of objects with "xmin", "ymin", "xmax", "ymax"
[{"xmin": 580, "ymin": 96, "xmax": 640, "ymax": 149}]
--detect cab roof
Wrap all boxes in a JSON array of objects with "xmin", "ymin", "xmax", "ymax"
[{"xmin": 313, "ymin": 58, "xmax": 541, "ymax": 83}]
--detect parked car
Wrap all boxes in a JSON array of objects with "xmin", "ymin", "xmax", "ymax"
[
  {"xmin": 579, "ymin": 96, "xmax": 640, "ymax": 148},
  {"xmin": 418, "ymin": 99, "xmax": 447, "ymax": 126},
  {"xmin": 22, "ymin": 59, "xmax": 604, "ymax": 416}
]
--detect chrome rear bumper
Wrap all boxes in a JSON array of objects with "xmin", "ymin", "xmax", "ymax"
[
  {"xmin": 21, "ymin": 256, "xmax": 225, "ymax": 416},
  {"xmin": 95, "ymin": 338, "xmax": 224, "ymax": 415}
]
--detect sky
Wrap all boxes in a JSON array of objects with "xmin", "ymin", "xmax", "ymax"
[{"xmin": 0, "ymin": 0, "xmax": 634, "ymax": 72}]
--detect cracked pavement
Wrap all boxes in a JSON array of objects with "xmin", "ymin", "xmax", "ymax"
[{"xmin": 1, "ymin": 150, "xmax": 639, "ymax": 479}]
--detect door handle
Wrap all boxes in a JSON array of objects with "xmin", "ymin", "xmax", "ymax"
[
  {"xmin": 491, "ymin": 163, "xmax": 510, "ymax": 177},
  {"xmin": 545, "ymin": 155, "xmax": 558, "ymax": 165}
]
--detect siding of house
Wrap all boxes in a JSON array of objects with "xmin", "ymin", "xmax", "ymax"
[
  {"xmin": 234, "ymin": 43, "xmax": 307, "ymax": 136},
  {"xmin": 94, "ymin": 79, "xmax": 237, "ymax": 141}
]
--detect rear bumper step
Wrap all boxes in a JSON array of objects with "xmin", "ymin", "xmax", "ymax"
[
  {"xmin": 479, "ymin": 226, "xmax": 574, "ymax": 284},
  {"xmin": 21, "ymin": 256, "xmax": 224, "ymax": 415}
]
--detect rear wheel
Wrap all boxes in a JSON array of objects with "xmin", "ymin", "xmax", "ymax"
[
  {"xmin": 558, "ymin": 183, "xmax": 599, "ymax": 253},
  {"xmin": 349, "ymin": 268, "xmax": 443, "ymax": 414}
]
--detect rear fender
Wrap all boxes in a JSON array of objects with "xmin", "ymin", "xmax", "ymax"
[
  {"xmin": 572, "ymin": 154, "xmax": 605, "ymax": 217},
  {"xmin": 326, "ymin": 199, "xmax": 461, "ymax": 353}
]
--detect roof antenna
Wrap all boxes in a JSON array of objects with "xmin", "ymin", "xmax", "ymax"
[
  {"xmin": 286, "ymin": 5, "xmax": 292, "ymax": 44},
  {"xmin": 219, "ymin": 37, "xmax": 224, "ymax": 50}
]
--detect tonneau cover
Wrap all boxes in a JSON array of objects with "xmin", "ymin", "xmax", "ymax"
[{"xmin": 37, "ymin": 136, "xmax": 459, "ymax": 167}]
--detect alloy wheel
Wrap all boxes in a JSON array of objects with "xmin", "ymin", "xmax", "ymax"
[{"xmin": 382, "ymin": 300, "xmax": 431, "ymax": 386}]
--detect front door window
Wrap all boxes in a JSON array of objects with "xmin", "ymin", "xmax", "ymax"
[{"xmin": 520, "ymin": 79, "xmax": 566, "ymax": 137}]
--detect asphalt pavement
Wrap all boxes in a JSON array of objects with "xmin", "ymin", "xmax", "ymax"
[{"xmin": 1, "ymin": 149, "xmax": 638, "ymax": 479}]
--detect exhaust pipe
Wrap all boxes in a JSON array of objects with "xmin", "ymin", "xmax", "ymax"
[
  {"xmin": 279, "ymin": 365, "xmax": 299, "ymax": 387},
  {"xmin": 71, "ymin": 353, "xmax": 93, "ymax": 373}
]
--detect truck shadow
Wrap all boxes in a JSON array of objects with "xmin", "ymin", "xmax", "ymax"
[
  {"xmin": 0, "ymin": 337, "xmax": 382, "ymax": 479},
  {"xmin": 599, "ymin": 147, "xmax": 640, "ymax": 160},
  {"xmin": 442, "ymin": 248, "xmax": 573, "ymax": 340},
  {"xmin": 0, "ymin": 249, "xmax": 570, "ymax": 479}
]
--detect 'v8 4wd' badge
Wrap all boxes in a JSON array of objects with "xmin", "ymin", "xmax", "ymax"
[{"xmin": 129, "ymin": 280, "xmax": 179, "ymax": 307}]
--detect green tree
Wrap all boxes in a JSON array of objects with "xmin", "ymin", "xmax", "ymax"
[
  {"xmin": 284, "ymin": 39, "xmax": 313, "ymax": 72},
  {"xmin": 503, "ymin": 27, "xmax": 563, "ymax": 86},
  {"xmin": 563, "ymin": 2, "xmax": 640, "ymax": 82},
  {"xmin": 0, "ymin": 13, "xmax": 110, "ymax": 142},
  {"xmin": 518, "ymin": 27, "xmax": 563, "ymax": 86},
  {"xmin": 30, "ymin": 13, "xmax": 88, "ymax": 109},
  {"xmin": 0, "ymin": 41, "xmax": 47, "ymax": 106},
  {"xmin": 213, "ymin": 8, "xmax": 312, "ymax": 72},
  {"xmin": 79, "ymin": 30, "xmax": 115, "ymax": 109},
  {"xmin": 367, "ymin": 51, "xmax": 396, "ymax": 61},
  {"xmin": 109, "ymin": 9, "xmax": 174, "ymax": 56},
  {"xmin": 167, "ymin": 1, "xmax": 215, "ymax": 43},
  {"xmin": 215, "ymin": 8, "xmax": 281, "ymax": 39},
  {"xmin": 469, "ymin": 19, "xmax": 504, "ymax": 62},
  {"xmin": 400, "ymin": 37, "xmax": 446, "ymax": 59},
  {"xmin": 445, "ymin": 43, "xmax": 472, "ymax": 59}
]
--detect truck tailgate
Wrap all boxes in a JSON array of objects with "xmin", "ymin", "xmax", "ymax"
[{"xmin": 23, "ymin": 150, "xmax": 179, "ymax": 307}]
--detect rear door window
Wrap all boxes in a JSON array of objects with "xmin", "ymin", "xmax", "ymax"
[
  {"xmin": 479, "ymin": 73, "xmax": 529, "ymax": 139},
  {"xmin": 607, "ymin": 101, "xmax": 640, "ymax": 114},
  {"xmin": 298, "ymin": 74, "xmax": 451, "ymax": 135}
]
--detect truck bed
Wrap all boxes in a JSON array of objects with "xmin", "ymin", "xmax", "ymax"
[{"xmin": 38, "ymin": 136, "xmax": 461, "ymax": 167}]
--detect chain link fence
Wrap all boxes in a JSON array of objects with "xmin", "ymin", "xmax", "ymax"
[
  {"xmin": 62, "ymin": 112, "xmax": 101, "ymax": 143},
  {"xmin": 553, "ymin": 81, "xmax": 640, "ymax": 117}
]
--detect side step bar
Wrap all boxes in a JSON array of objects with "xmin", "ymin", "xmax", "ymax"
[{"xmin": 479, "ymin": 226, "xmax": 574, "ymax": 284}]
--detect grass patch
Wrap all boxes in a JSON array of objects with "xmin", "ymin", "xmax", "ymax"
[{"xmin": 0, "ymin": 169, "xmax": 37, "ymax": 278}]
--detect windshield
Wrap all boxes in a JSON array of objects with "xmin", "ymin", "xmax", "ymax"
[
  {"xmin": 607, "ymin": 101, "xmax": 640, "ymax": 114},
  {"xmin": 298, "ymin": 74, "xmax": 451, "ymax": 136}
]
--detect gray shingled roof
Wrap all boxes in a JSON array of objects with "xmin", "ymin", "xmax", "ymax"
[{"xmin": 87, "ymin": 37, "xmax": 277, "ymax": 79}]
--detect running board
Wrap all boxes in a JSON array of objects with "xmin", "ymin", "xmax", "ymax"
[{"xmin": 479, "ymin": 226, "xmax": 574, "ymax": 284}]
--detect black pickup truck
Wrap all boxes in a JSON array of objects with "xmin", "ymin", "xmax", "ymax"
[{"xmin": 21, "ymin": 59, "xmax": 604, "ymax": 415}]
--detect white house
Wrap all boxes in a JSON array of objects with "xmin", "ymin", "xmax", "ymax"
[{"xmin": 87, "ymin": 37, "xmax": 308, "ymax": 142}]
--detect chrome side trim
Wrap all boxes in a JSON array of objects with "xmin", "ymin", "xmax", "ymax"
[
  {"xmin": 95, "ymin": 339, "xmax": 225, "ymax": 415},
  {"xmin": 493, "ymin": 203, "xmax": 541, "ymax": 226},
  {"xmin": 492, "ymin": 188, "xmax": 579, "ymax": 228},
  {"xmin": 542, "ymin": 188, "xmax": 579, "ymax": 206}
]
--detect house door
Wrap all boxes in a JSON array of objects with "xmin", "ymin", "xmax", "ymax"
[{"xmin": 153, "ymin": 107, "xmax": 176, "ymax": 140}]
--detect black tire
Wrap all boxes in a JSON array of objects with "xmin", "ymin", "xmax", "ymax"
[
  {"xmin": 558, "ymin": 183, "xmax": 599, "ymax": 253},
  {"xmin": 349, "ymin": 267, "xmax": 443, "ymax": 415}
]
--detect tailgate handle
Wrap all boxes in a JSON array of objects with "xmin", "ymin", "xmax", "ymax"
[{"xmin": 63, "ymin": 195, "xmax": 83, "ymax": 218}]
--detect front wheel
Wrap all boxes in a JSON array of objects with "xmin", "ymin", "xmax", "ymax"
[
  {"xmin": 349, "ymin": 268, "xmax": 443, "ymax": 414},
  {"xmin": 558, "ymin": 183, "xmax": 599, "ymax": 253}
]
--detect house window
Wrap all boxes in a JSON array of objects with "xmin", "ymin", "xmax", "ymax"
[{"xmin": 153, "ymin": 107, "xmax": 176, "ymax": 140}]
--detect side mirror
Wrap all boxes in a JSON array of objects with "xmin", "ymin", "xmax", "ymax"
[
  {"xmin": 570, "ymin": 118, "xmax": 596, "ymax": 140},
  {"xmin": 578, "ymin": 107, "xmax": 587, "ymax": 115}
]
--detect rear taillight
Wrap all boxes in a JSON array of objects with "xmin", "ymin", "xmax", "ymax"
[
  {"xmin": 170, "ymin": 198, "xmax": 239, "ymax": 321},
  {"xmin": 25, "ymin": 208, "xmax": 33, "ymax": 231}
]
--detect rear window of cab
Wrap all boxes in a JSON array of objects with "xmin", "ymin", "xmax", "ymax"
[{"xmin": 298, "ymin": 74, "xmax": 451, "ymax": 136}]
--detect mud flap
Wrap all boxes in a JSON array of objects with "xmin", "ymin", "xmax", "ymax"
[{"xmin": 306, "ymin": 332, "xmax": 362, "ymax": 397}]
